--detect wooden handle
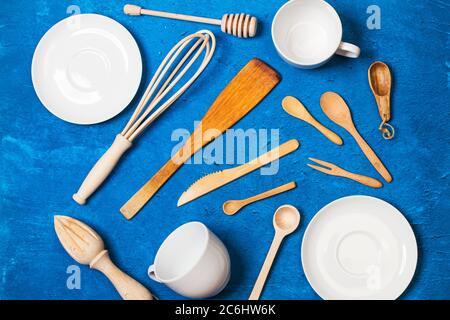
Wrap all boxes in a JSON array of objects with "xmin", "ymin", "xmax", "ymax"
[
  {"xmin": 235, "ymin": 140, "xmax": 300, "ymax": 176},
  {"xmin": 120, "ymin": 158, "xmax": 182, "ymax": 219},
  {"xmin": 243, "ymin": 182, "xmax": 296, "ymax": 206},
  {"xmin": 376, "ymin": 95, "xmax": 391, "ymax": 122},
  {"xmin": 73, "ymin": 135, "xmax": 132, "ymax": 205},
  {"xmin": 120, "ymin": 132, "xmax": 199, "ymax": 219},
  {"xmin": 90, "ymin": 250, "xmax": 154, "ymax": 300},
  {"xmin": 249, "ymin": 233, "xmax": 284, "ymax": 300},
  {"xmin": 124, "ymin": 4, "xmax": 222, "ymax": 25},
  {"xmin": 351, "ymin": 130, "xmax": 392, "ymax": 183},
  {"xmin": 310, "ymin": 118, "xmax": 343, "ymax": 145},
  {"xmin": 341, "ymin": 171, "xmax": 383, "ymax": 188}
]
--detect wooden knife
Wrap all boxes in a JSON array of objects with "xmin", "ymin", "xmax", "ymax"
[{"xmin": 177, "ymin": 139, "xmax": 300, "ymax": 206}]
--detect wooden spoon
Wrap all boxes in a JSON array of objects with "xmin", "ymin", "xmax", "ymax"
[
  {"xmin": 320, "ymin": 92, "xmax": 392, "ymax": 183},
  {"xmin": 282, "ymin": 96, "xmax": 343, "ymax": 145},
  {"xmin": 368, "ymin": 61, "xmax": 394, "ymax": 139},
  {"xmin": 249, "ymin": 205, "xmax": 301, "ymax": 300},
  {"xmin": 223, "ymin": 182, "xmax": 296, "ymax": 215}
]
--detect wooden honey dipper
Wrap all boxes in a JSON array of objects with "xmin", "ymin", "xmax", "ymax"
[{"xmin": 124, "ymin": 4, "xmax": 258, "ymax": 38}]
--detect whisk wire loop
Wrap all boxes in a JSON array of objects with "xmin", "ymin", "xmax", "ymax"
[{"xmin": 121, "ymin": 30, "xmax": 215, "ymax": 141}]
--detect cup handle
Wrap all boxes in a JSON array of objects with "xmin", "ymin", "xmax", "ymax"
[
  {"xmin": 147, "ymin": 265, "xmax": 162, "ymax": 283},
  {"xmin": 336, "ymin": 42, "xmax": 361, "ymax": 58}
]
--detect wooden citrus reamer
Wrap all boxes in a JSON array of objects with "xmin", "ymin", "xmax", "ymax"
[
  {"xmin": 54, "ymin": 216, "xmax": 155, "ymax": 300},
  {"xmin": 124, "ymin": 4, "xmax": 258, "ymax": 38},
  {"xmin": 120, "ymin": 58, "xmax": 280, "ymax": 219},
  {"xmin": 72, "ymin": 31, "xmax": 215, "ymax": 205}
]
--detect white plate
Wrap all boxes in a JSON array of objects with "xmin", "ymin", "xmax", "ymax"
[
  {"xmin": 301, "ymin": 196, "xmax": 417, "ymax": 300},
  {"xmin": 32, "ymin": 14, "xmax": 142, "ymax": 124}
]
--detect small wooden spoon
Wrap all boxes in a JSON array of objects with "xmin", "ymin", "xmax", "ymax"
[
  {"xmin": 368, "ymin": 61, "xmax": 394, "ymax": 139},
  {"xmin": 223, "ymin": 182, "xmax": 296, "ymax": 215},
  {"xmin": 249, "ymin": 205, "xmax": 301, "ymax": 300},
  {"xmin": 282, "ymin": 96, "xmax": 343, "ymax": 145},
  {"xmin": 320, "ymin": 92, "xmax": 392, "ymax": 183}
]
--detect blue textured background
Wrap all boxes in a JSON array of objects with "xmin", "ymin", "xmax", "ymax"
[{"xmin": 0, "ymin": 0, "xmax": 449, "ymax": 300}]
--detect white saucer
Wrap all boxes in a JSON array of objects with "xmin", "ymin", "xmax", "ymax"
[
  {"xmin": 32, "ymin": 14, "xmax": 142, "ymax": 124},
  {"xmin": 301, "ymin": 196, "xmax": 417, "ymax": 300}
]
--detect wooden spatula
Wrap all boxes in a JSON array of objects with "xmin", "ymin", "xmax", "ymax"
[{"xmin": 120, "ymin": 58, "xmax": 280, "ymax": 219}]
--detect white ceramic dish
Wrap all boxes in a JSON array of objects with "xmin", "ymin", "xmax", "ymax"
[
  {"xmin": 301, "ymin": 196, "xmax": 417, "ymax": 300},
  {"xmin": 32, "ymin": 14, "xmax": 142, "ymax": 124},
  {"xmin": 272, "ymin": 0, "xmax": 360, "ymax": 68}
]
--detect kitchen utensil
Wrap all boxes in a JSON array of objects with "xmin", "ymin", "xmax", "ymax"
[
  {"xmin": 272, "ymin": 0, "xmax": 360, "ymax": 68},
  {"xmin": 307, "ymin": 158, "xmax": 382, "ymax": 188},
  {"xmin": 249, "ymin": 205, "xmax": 301, "ymax": 300},
  {"xmin": 124, "ymin": 4, "xmax": 258, "ymax": 38},
  {"xmin": 73, "ymin": 30, "xmax": 215, "ymax": 205},
  {"xmin": 148, "ymin": 221, "xmax": 230, "ymax": 298},
  {"xmin": 369, "ymin": 61, "xmax": 395, "ymax": 140},
  {"xmin": 54, "ymin": 216, "xmax": 154, "ymax": 300},
  {"xmin": 320, "ymin": 92, "xmax": 392, "ymax": 183},
  {"xmin": 301, "ymin": 196, "xmax": 417, "ymax": 300},
  {"xmin": 223, "ymin": 181, "xmax": 297, "ymax": 215},
  {"xmin": 282, "ymin": 96, "xmax": 343, "ymax": 145},
  {"xmin": 32, "ymin": 14, "xmax": 142, "ymax": 124},
  {"xmin": 178, "ymin": 140, "xmax": 300, "ymax": 207},
  {"xmin": 120, "ymin": 58, "xmax": 280, "ymax": 219}
]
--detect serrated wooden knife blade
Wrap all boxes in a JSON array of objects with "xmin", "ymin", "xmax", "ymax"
[{"xmin": 177, "ymin": 139, "xmax": 300, "ymax": 206}]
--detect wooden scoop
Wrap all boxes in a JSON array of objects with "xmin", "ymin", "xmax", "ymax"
[
  {"xmin": 120, "ymin": 59, "xmax": 280, "ymax": 219},
  {"xmin": 282, "ymin": 96, "xmax": 343, "ymax": 145},
  {"xmin": 320, "ymin": 92, "xmax": 392, "ymax": 183},
  {"xmin": 54, "ymin": 216, "xmax": 154, "ymax": 300},
  {"xmin": 368, "ymin": 61, "xmax": 394, "ymax": 139}
]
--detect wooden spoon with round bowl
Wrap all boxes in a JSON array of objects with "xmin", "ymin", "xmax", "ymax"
[
  {"xmin": 223, "ymin": 182, "xmax": 296, "ymax": 215},
  {"xmin": 282, "ymin": 96, "xmax": 343, "ymax": 145},
  {"xmin": 320, "ymin": 92, "xmax": 392, "ymax": 183},
  {"xmin": 249, "ymin": 205, "xmax": 301, "ymax": 300}
]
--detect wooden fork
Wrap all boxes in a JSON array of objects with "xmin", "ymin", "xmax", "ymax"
[{"xmin": 307, "ymin": 157, "xmax": 382, "ymax": 188}]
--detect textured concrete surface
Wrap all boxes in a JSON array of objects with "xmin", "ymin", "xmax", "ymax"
[{"xmin": 0, "ymin": 0, "xmax": 449, "ymax": 299}]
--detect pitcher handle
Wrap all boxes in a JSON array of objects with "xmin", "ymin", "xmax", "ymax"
[
  {"xmin": 336, "ymin": 42, "xmax": 361, "ymax": 58},
  {"xmin": 148, "ymin": 265, "xmax": 162, "ymax": 283}
]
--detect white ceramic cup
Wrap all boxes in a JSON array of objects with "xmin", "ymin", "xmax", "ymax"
[
  {"xmin": 272, "ymin": 0, "xmax": 361, "ymax": 68},
  {"xmin": 148, "ymin": 222, "xmax": 231, "ymax": 298}
]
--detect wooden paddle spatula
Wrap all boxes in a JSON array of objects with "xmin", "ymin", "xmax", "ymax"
[{"xmin": 120, "ymin": 58, "xmax": 280, "ymax": 219}]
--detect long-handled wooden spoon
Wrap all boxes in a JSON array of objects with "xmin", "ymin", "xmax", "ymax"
[
  {"xmin": 282, "ymin": 96, "xmax": 343, "ymax": 145},
  {"xmin": 307, "ymin": 158, "xmax": 382, "ymax": 188},
  {"xmin": 320, "ymin": 92, "xmax": 392, "ymax": 183},
  {"xmin": 249, "ymin": 205, "xmax": 301, "ymax": 300},
  {"xmin": 223, "ymin": 182, "xmax": 296, "ymax": 215},
  {"xmin": 368, "ymin": 61, "xmax": 394, "ymax": 139}
]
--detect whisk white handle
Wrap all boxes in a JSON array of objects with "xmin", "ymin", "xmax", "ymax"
[{"xmin": 73, "ymin": 135, "xmax": 132, "ymax": 205}]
